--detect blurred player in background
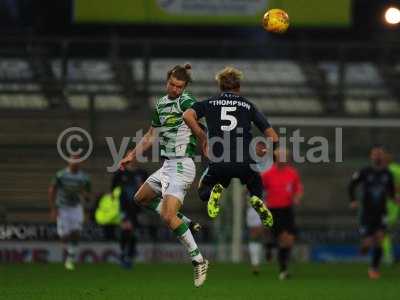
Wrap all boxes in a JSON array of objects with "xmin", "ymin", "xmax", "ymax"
[
  {"xmin": 48, "ymin": 155, "xmax": 91, "ymax": 270},
  {"xmin": 246, "ymin": 202, "xmax": 265, "ymax": 275},
  {"xmin": 383, "ymin": 150, "xmax": 400, "ymax": 264},
  {"xmin": 245, "ymin": 142, "xmax": 271, "ymax": 275},
  {"xmin": 349, "ymin": 145, "xmax": 395, "ymax": 279},
  {"xmin": 111, "ymin": 165, "xmax": 147, "ymax": 269},
  {"xmin": 183, "ymin": 66, "xmax": 278, "ymax": 228},
  {"xmin": 247, "ymin": 148, "xmax": 303, "ymax": 279},
  {"xmin": 119, "ymin": 64, "xmax": 208, "ymax": 287}
]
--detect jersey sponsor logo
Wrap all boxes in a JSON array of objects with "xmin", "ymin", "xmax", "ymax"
[{"xmin": 164, "ymin": 115, "xmax": 180, "ymax": 126}]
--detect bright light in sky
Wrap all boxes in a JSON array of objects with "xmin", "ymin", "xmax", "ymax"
[{"xmin": 385, "ymin": 7, "xmax": 400, "ymax": 25}]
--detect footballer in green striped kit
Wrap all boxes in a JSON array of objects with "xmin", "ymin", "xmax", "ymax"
[{"xmin": 119, "ymin": 64, "xmax": 208, "ymax": 287}]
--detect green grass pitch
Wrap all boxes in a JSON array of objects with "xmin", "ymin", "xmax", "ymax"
[{"xmin": 0, "ymin": 263, "xmax": 398, "ymax": 300}]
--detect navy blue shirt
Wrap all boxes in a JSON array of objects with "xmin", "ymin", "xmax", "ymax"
[
  {"xmin": 192, "ymin": 92, "xmax": 271, "ymax": 164},
  {"xmin": 349, "ymin": 166, "xmax": 395, "ymax": 216}
]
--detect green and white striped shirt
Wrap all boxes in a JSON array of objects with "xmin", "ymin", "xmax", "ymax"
[
  {"xmin": 151, "ymin": 91, "xmax": 197, "ymax": 158},
  {"xmin": 51, "ymin": 168, "xmax": 91, "ymax": 208}
]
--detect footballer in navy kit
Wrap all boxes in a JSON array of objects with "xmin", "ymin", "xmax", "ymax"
[
  {"xmin": 349, "ymin": 145, "xmax": 396, "ymax": 279},
  {"xmin": 183, "ymin": 66, "xmax": 278, "ymax": 227}
]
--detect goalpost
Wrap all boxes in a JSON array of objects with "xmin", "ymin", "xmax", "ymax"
[
  {"xmin": 231, "ymin": 179, "xmax": 244, "ymax": 262},
  {"xmin": 213, "ymin": 179, "xmax": 245, "ymax": 262}
]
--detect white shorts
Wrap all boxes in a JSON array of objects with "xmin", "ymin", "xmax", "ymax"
[
  {"xmin": 146, "ymin": 157, "xmax": 195, "ymax": 203},
  {"xmin": 246, "ymin": 206, "xmax": 262, "ymax": 228},
  {"xmin": 57, "ymin": 205, "xmax": 84, "ymax": 237}
]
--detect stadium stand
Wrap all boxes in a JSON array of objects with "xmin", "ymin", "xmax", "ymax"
[
  {"xmin": 0, "ymin": 58, "xmax": 46, "ymax": 109},
  {"xmin": 0, "ymin": 58, "xmax": 34, "ymax": 79},
  {"xmin": 0, "ymin": 37, "xmax": 398, "ymax": 115}
]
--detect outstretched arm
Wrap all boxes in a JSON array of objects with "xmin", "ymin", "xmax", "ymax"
[
  {"xmin": 252, "ymin": 105, "xmax": 279, "ymax": 157},
  {"xmin": 183, "ymin": 109, "xmax": 208, "ymax": 157},
  {"xmin": 119, "ymin": 126, "xmax": 157, "ymax": 170}
]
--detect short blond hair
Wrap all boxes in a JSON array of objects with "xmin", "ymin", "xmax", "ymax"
[{"xmin": 215, "ymin": 66, "xmax": 243, "ymax": 91}]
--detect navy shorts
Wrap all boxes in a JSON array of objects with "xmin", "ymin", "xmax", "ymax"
[{"xmin": 199, "ymin": 163, "xmax": 263, "ymax": 199}]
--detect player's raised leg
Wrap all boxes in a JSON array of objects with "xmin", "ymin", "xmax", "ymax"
[
  {"xmin": 134, "ymin": 181, "xmax": 199, "ymax": 230},
  {"xmin": 197, "ymin": 166, "xmax": 225, "ymax": 218},
  {"xmin": 207, "ymin": 183, "xmax": 224, "ymax": 218},
  {"xmin": 147, "ymin": 197, "xmax": 201, "ymax": 232},
  {"xmin": 161, "ymin": 195, "xmax": 208, "ymax": 287},
  {"xmin": 245, "ymin": 169, "xmax": 273, "ymax": 227},
  {"xmin": 249, "ymin": 195, "xmax": 273, "ymax": 227}
]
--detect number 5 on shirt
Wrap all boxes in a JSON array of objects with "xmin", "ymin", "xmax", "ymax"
[{"xmin": 221, "ymin": 107, "xmax": 238, "ymax": 131}]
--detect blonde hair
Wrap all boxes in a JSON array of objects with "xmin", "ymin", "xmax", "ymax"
[{"xmin": 215, "ymin": 66, "xmax": 243, "ymax": 91}]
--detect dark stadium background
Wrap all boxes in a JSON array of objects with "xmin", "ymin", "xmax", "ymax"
[{"xmin": 0, "ymin": 0, "xmax": 399, "ymax": 292}]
